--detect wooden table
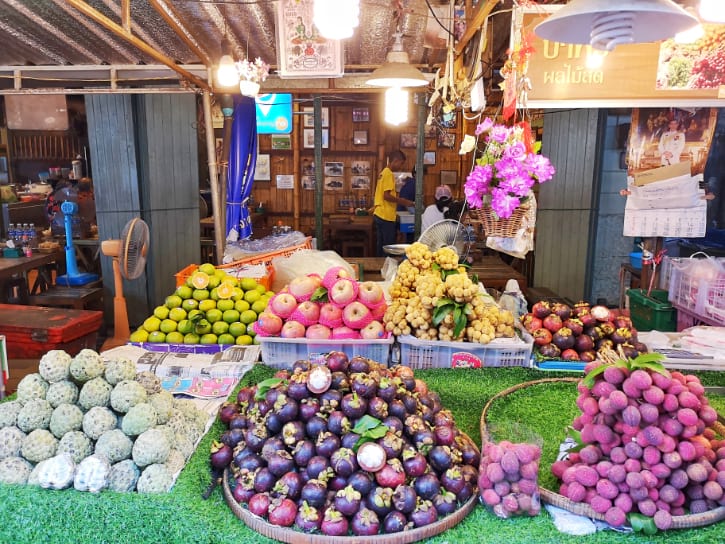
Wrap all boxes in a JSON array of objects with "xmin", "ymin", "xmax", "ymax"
[
  {"xmin": 0, "ymin": 250, "xmax": 62, "ymax": 302},
  {"xmin": 328, "ymin": 216, "xmax": 374, "ymax": 258}
]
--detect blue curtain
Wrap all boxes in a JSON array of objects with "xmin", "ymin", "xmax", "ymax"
[{"xmin": 226, "ymin": 96, "xmax": 258, "ymax": 241}]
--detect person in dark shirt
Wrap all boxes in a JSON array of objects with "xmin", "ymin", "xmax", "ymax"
[{"xmin": 398, "ymin": 165, "xmax": 417, "ymax": 212}]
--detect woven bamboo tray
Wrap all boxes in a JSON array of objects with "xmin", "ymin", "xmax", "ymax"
[{"xmin": 479, "ymin": 377, "xmax": 725, "ymax": 530}]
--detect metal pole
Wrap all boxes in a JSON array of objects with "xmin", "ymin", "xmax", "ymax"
[
  {"xmin": 202, "ymin": 86, "xmax": 225, "ymax": 263},
  {"xmin": 414, "ymin": 93, "xmax": 426, "ymax": 239},
  {"xmin": 314, "ymin": 96, "xmax": 324, "ymax": 249}
]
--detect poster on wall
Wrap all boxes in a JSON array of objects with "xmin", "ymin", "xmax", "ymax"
[{"xmin": 275, "ymin": 0, "xmax": 344, "ymax": 78}]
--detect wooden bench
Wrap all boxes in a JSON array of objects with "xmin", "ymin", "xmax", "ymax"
[
  {"xmin": 524, "ymin": 286, "xmax": 573, "ymax": 308},
  {"xmin": 28, "ymin": 285, "xmax": 104, "ymax": 311}
]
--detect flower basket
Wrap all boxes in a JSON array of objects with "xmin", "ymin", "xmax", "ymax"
[{"xmin": 470, "ymin": 202, "xmax": 529, "ymax": 238}]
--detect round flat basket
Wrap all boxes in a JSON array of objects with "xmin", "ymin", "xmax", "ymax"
[
  {"xmin": 479, "ymin": 377, "xmax": 725, "ymax": 530},
  {"xmin": 469, "ymin": 204, "xmax": 527, "ymax": 238}
]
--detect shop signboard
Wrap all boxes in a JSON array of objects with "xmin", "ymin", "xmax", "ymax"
[
  {"xmin": 255, "ymin": 93, "xmax": 293, "ymax": 134},
  {"xmin": 513, "ymin": 6, "xmax": 724, "ymax": 107}
]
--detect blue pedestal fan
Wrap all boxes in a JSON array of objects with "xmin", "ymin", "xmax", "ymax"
[{"xmin": 56, "ymin": 201, "xmax": 99, "ymax": 287}]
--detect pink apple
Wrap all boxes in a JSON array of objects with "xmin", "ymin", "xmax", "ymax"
[
  {"xmin": 331, "ymin": 326, "xmax": 360, "ymax": 340},
  {"xmin": 281, "ymin": 320, "xmax": 306, "ymax": 338},
  {"xmin": 269, "ymin": 292, "xmax": 298, "ymax": 319},
  {"xmin": 290, "ymin": 300, "xmax": 320, "ymax": 325},
  {"xmin": 371, "ymin": 302, "xmax": 387, "ymax": 321},
  {"xmin": 288, "ymin": 275, "xmax": 320, "ymax": 302},
  {"xmin": 322, "ymin": 266, "xmax": 352, "ymax": 289},
  {"xmin": 319, "ymin": 302, "xmax": 343, "ymax": 328},
  {"xmin": 305, "ymin": 323, "xmax": 332, "ymax": 339},
  {"xmin": 342, "ymin": 301, "xmax": 373, "ymax": 329},
  {"xmin": 329, "ymin": 278, "xmax": 358, "ymax": 306},
  {"xmin": 357, "ymin": 281, "xmax": 384, "ymax": 307},
  {"xmin": 360, "ymin": 320, "xmax": 386, "ymax": 340},
  {"xmin": 257, "ymin": 311, "xmax": 283, "ymax": 335}
]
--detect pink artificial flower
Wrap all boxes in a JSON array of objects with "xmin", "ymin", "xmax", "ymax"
[
  {"xmin": 502, "ymin": 140, "xmax": 527, "ymax": 161},
  {"xmin": 488, "ymin": 124, "xmax": 510, "ymax": 144},
  {"xmin": 475, "ymin": 117, "xmax": 494, "ymax": 136},
  {"xmin": 491, "ymin": 187, "xmax": 521, "ymax": 219}
]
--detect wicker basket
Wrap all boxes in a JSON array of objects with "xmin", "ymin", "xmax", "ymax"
[
  {"xmin": 479, "ymin": 378, "xmax": 725, "ymax": 530},
  {"xmin": 469, "ymin": 204, "xmax": 528, "ymax": 238}
]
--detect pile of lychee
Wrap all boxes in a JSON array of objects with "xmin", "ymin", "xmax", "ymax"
[
  {"xmin": 552, "ymin": 354, "xmax": 725, "ymax": 531},
  {"xmin": 254, "ymin": 267, "xmax": 388, "ymax": 341},
  {"xmin": 210, "ymin": 352, "xmax": 480, "ymax": 536}
]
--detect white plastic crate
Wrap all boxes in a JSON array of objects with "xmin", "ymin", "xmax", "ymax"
[
  {"xmin": 397, "ymin": 332, "xmax": 534, "ymax": 370},
  {"xmin": 668, "ymin": 256, "xmax": 725, "ymax": 326},
  {"xmin": 259, "ymin": 336, "xmax": 394, "ymax": 369}
]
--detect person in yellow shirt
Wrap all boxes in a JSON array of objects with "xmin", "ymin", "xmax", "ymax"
[{"xmin": 373, "ymin": 149, "xmax": 414, "ymax": 256}]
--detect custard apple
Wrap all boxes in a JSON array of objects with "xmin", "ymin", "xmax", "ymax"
[
  {"xmin": 57, "ymin": 430, "xmax": 93, "ymax": 464},
  {"xmin": 16, "ymin": 398, "xmax": 53, "ymax": 433},
  {"xmin": 108, "ymin": 459, "xmax": 140, "ymax": 492},
  {"xmin": 78, "ymin": 377, "xmax": 113, "ymax": 410},
  {"xmin": 69, "ymin": 349, "xmax": 105, "ymax": 383},
  {"xmin": 49, "ymin": 403, "xmax": 84, "ymax": 439},
  {"xmin": 16, "ymin": 373, "xmax": 49, "ymax": 403},
  {"xmin": 74, "ymin": 453, "xmax": 111, "ymax": 493},
  {"xmin": 104, "ymin": 357, "xmax": 137, "ymax": 386},
  {"xmin": 131, "ymin": 427, "xmax": 170, "ymax": 467},
  {"xmin": 121, "ymin": 403, "xmax": 158, "ymax": 437},
  {"xmin": 0, "ymin": 426, "xmax": 26, "ymax": 459},
  {"xmin": 110, "ymin": 380, "xmax": 148, "ymax": 413},
  {"xmin": 37, "ymin": 453, "xmax": 76, "ymax": 490},
  {"xmin": 173, "ymin": 433, "xmax": 195, "ymax": 461},
  {"xmin": 27, "ymin": 460, "xmax": 44, "ymax": 486},
  {"xmin": 136, "ymin": 463, "xmax": 172, "ymax": 494},
  {"xmin": 148, "ymin": 391, "xmax": 174, "ymax": 425},
  {"xmin": 0, "ymin": 399, "xmax": 23, "ymax": 427},
  {"xmin": 44, "ymin": 380, "xmax": 79, "ymax": 408},
  {"xmin": 164, "ymin": 448, "xmax": 186, "ymax": 475},
  {"xmin": 95, "ymin": 429, "xmax": 133, "ymax": 464},
  {"xmin": 152, "ymin": 424, "xmax": 176, "ymax": 449},
  {"xmin": 38, "ymin": 350, "xmax": 72, "ymax": 383},
  {"xmin": 82, "ymin": 406, "xmax": 118, "ymax": 440},
  {"xmin": 0, "ymin": 456, "xmax": 33, "ymax": 485},
  {"xmin": 135, "ymin": 371, "xmax": 162, "ymax": 395},
  {"xmin": 21, "ymin": 428, "xmax": 58, "ymax": 463}
]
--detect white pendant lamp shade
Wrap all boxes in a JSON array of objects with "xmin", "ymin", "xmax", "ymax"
[
  {"xmin": 534, "ymin": 0, "xmax": 699, "ymax": 51},
  {"xmin": 314, "ymin": 0, "xmax": 360, "ymax": 40},
  {"xmin": 217, "ymin": 54, "xmax": 239, "ymax": 87},
  {"xmin": 367, "ymin": 34, "xmax": 428, "ymax": 88},
  {"xmin": 385, "ymin": 87, "xmax": 409, "ymax": 125}
]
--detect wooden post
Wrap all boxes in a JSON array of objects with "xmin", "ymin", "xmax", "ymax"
[{"xmin": 202, "ymin": 88, "xmax": 225, "ymax": 264}]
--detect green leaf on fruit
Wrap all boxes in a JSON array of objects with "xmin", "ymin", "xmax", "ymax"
[
  {"xmin": 565, "ymin": 426, "xmax": 585, "ymax": 452},
  {"xmin": 470, "ymin": 273, "xmax": 479, "ymax": 284},
  {"xmin": 352, "ymin": 415, "xmax": 382, "ymax": 434},
  {"xmin": 629, "ymin": 353, "xmax": 667, "ymax": 375},
  {"xmin": 311, "ymin": 287, "xmax": 328, "ymax": 303},
  {"xmin": 628, "ymin": 513, "xmax": 658, "ymax": 535},
  {"xmin": 352, "ymin": 415, "xmax": 389, "ymax": 451},
  {"xmin": 440, "ymin": 268, "xmax": 460, "ymax": 281},
  {"xmin": 254, "ymin": 378, "xmax": 286, "ymax": 401},
  {"xmin": 453, "ymin": 306, "xmax": 466, "ymax": 338},
  {"xmin": 582, "ymin": 364, "xmax": 608, "ymax": 389},
  {"xmin": 433, "ymin": 303, "xmax": 454, "ymax": 326}
]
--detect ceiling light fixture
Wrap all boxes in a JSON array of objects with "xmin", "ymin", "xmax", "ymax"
[
  {"xmin": 313, "ymin": 0, "xmax": 360, "ymax": 40},
  {"xmin": 366, "ymin": 32, "xmax": 429, "ymax": 88},
  {"xmin": 534, "ymin": 0, "xmax": 699, "ymax": 51},
  {"xmin": 699, "ymin": 0, "xmax": 725, "ymax": 23},
  {"xmin": 384, "ymin": 87, "xmax": 409, "ymax": 125}
]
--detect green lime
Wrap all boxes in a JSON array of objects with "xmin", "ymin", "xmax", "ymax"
[
  {"xmin": 240, "ymin": 278, "xmax": 258, "ymax": 291},
  {"xmin": 165, "ymin": 295, "xmax": 183, "ymax": 309},
  {"xmin": 195, "ymin": 319, "xmax": 212, "ymax": 335},
  {"xmin": 218, "ymin": 333, "xmax": 235, "ymax": 345},
  {"xmin": 240, "ymin": 309, "xmax": 257, "ymax": 325},
  {"xmin": 183, "ymin": 333, "xmax": 200, "ymax": 344},
  {"xmin": 198, "ymin": 263, "xmax": 217, "ymax": 276},
  {"xmin": 192, "ymin": 289, "xmax": 210, "ymax": 301},
  {"xmin": 177, "ymin": 319, "xmax": 194, "ymax": 335},
  {"xmin": 207, "ymin": 276, "xmax": 221, "ymax": 289},
  {"xmin": 165, "ymin": 331, "xmax": 184, "ymax": 344},
  {"xmin": 265, "ymin": 291, "xmax": 275, "ymax": 298},
  {"xmin": 236, "ymin": 334, "xmax": 254, "ymax": 346},
  {"xmin": 246, "ymin": 323, "xmax": 256, "ymax": 337},
  {"xmin": 228, "ymin": 322, "xmax": 246, "ymax": 337},
  {"xmin": 169, "ymin": 307, "xmax": 187, "ymax": 322},
  {"xmin": 244, "ymin": 290, "xmax": 261, "ymax": 304},
  {"xmin": 255, "ymin": 284, "xmax": 267, "ymax": 294},
  {"xmin": 160, "ymin": 319, "xmax": 177, "ymax": 334},
  {"xmin": 153, "ymin": 306, "xmax": 170, "ymax": 320},
  {"xmin": 181, "ymin": 298, "xmax": 199, "ymax": 312},
  {"xmin": 251, "ymin": 299, "xmax": 267, "ymax": 314},
  {"xmin": 199, "ymin": 299, "xmax": 217, "ymax": 312},
  {"xmin": 147, "ymin": 331, "xmax": 166, "ymax": 343},
  {"xmin": 187, "ymin": 309, "xmax": 204, "ymax": 321},
  {"xmin": 176, "ymin": 285, "xmax": 193, "ymax": 299},
  {"xmin": 129, "ymin": 330, "xmax": 149, "ymax": 343},
  {"xmin": 234, "ymin": 300, "xmax": 250, "ymax": 313},
  {"xmin": 200, "ymin": 333, "xmax": 218, "ymax": 345},
  {"xmin": 231, "ymin": 288, "xmax": 244, "ymax": 302},
  {"xmin": 212, "ymin": 321, "xmax": 229, "ymax": 335},
  {"xmin": 216, "ymin": 299, "xmax": 235, "ymax": 312},
  {"xmin": 143, "ymin": 316, "xmax": 161, "ymax": 332},
  {"xmin": 205, "ymin": 309, "xmax": 223, "ymax": 324},
  {"xmin": 222, "ymin": 309, "xmax": 241, "ymax": 324},
  {"xmin": 191, "ymin": 271, "xmax": 210, "ymax": 289}
]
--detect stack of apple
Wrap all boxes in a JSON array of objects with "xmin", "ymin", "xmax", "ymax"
[
  {"xmin": 521, "ymin": 300, "xmax": 648, "ymax": 362},
  {"xmin": 254, "ymin": 267, "xmax": 389, "ymax": 341}
]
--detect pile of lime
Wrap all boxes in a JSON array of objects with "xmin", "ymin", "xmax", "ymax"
[{"xmin": 129, "ymin": 263, "xmax": 273, "ymax": 346}]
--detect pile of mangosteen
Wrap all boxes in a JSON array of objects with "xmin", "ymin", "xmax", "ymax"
[
  {"xmin": 210, "ymin": 352, "xmax": 480, "ymax": 536},
  {"xmin": 521, "ymin": 300, "xmax": 649, "ymax": 362}
]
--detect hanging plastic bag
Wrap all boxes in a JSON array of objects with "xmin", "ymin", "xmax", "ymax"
[
  {"xmin": 486, "ymin": 195, "xmax": 537, "ymax": 259},
  {"xmin": 498, "ymin": 279, "xmax": 528, "ymax": 322}
]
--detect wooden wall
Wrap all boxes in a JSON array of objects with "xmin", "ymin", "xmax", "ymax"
[
  {"xmin": 535, "ymin": 108, "xmax": 602, "ymax": 302},
  {"xmin": 247, "ymin": 93, "xmax": 466, "ymax": 242}
]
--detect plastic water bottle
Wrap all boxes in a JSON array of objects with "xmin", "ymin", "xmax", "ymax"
[
  {"xmin": 28, "ymin": 223, "xmax": 36, "ymax": 246},
  {"xmin": 7, "ymin": 223, "xmax": 15, "ymax": 243},
  {"xmin": 21, "ymin": 224, "xmax": 29, "ymax": 243}
]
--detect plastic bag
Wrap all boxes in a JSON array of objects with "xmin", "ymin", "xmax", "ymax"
[
  {"xmin": 486, "ymin": 195, "xmax": 537, "ymax": 259},
  {"xmin": 271, "ymin": 249, "xmax": 355, "ymax": 292},
  {"xmin": 498, "ymin": 279, "xmax": 528, "ymax": 322},
  {"xmin": 479, "ymin": 439, "xmax": 542, "ymax": 518}
]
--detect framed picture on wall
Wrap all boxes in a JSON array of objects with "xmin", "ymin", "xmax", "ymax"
[
  {"xmin": 276, "ymin": 174, "xmax": 295, "ymax": 189},
  {"xmin": 302, "ymin": 175, "xmax": 315, "ymax": 190},
  {"xmin": 301, "ymin": 158, "xmax": 315, "ymax": 175},
  {"xmin": 255, "ymin": 154, "xmax": 271, "ymax": 181},
  {"xmin": 353, "ymin": 130, "xmax": 368, "ymax": 145},
  {"xmin": 324, "ymin": 162, "xmax": 344, "ymax": 176},
  {"xmin": 351, "ymin": 176, "xmax": 370, "ymax": 190},
  {"xmin": 400, "ymin": 133, "xmax": 417, "ymax": 148},
  {"xmin": 352, "ymin": 107, "xmax": 370, "ymax": 122},
  {"xmin": 423, "ymin": 151, "xmax": 436, "ymax": 165},
  {"xmin": 303, "ymin": 107, "xmax": 329, "ymax": 128},
  {"xmin": 303, "ymin": 128, "xmax": 329, "ymax": 149},
  {"xmin": 325, "ymin": 177, "xmax": 344, "ymax": 190},
  {"xmin": 351, "ymin": 160, "xmax": 371, "ymax": 175},
  {"xmin": 438, "ymin": 132, "xmax": 455, "ymax": 149},
  {"xmin": 424, "ymin": 124, "xmax": 437, "ymax": 138},
  {"xmin": 440, "ymin": 170, "xmax": 457, "ymax": 185},
  {"xmin": 271, "ymin": 134, "xmax": 292, "ymax": 150}
]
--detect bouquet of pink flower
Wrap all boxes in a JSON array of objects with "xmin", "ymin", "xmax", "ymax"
[
  {"xmin": 460, "ymin": 118, "xmax": 555, "ymax": 219},
  {"xmin": 235, "ymin": 57, "xmax": 270, "ymax": 83}
]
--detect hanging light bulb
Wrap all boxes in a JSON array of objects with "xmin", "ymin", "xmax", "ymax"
[
  {"xmin": 314, "ymin": 0, "xmax": 360, "ymax": 40},
  {"xmin": 385, "ymin": 87, "xmax": 408, "ymax": 126},
  {"xmin": 217, "ymin": 54, "xmax": 240, "ymax": 87},
  {"xmin": 367, "ymin": 32, "xmax": 429, "ymax": 88}
]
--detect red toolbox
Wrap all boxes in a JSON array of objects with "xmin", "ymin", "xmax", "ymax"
[{"xmin": 0, "ymin": 304, "xmax": 103, "ymax": 358}]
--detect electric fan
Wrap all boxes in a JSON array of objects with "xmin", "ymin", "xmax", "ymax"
[
  {"xmin": 419, "ymin": 219, "xmax": 473, "ymax": 260},
  {"xmin": 56, "ymin": 201, "xmax": 100, "ymax": 286},
  {"xmin": 101, "ymin": 217, "xmax": 150, "ymax": 350}
]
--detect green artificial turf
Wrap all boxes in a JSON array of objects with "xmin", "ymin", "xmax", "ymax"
[{"xmin": 0, "ymin": 365, "xmax": 724, "ymax": 544}]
